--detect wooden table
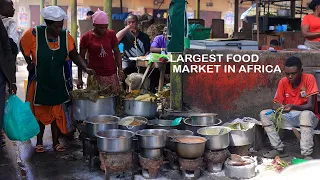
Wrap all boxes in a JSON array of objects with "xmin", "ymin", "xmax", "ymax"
[{"xmin": 136, "ymin": 59, "xmax": 167, "ymax": 93}]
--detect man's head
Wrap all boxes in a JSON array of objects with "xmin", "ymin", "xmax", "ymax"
[
  {"xmin": 92, "ymin": 9, "xmax": 109, "ymax": 36},
  {"xmin": 125, "ymin": 14, "xmax": 139, "ymax": 31},
  {"xmin": 284, "ymin": 56, "xmax": 303, "ymax": 84},
  {"xmin": 309, "ymin": 0, "xmax": 320, "ymax": 15},
  {"xmin": 0, "ymin": 0, "xmax": 15, "ymax": 17},
  {"xmin": 86, "ymin": 11, "xmax": 94, "ymax": 20},
  {"xmin": 163, "ymin": 26, "xmax": 167, "ymax": 38},
  {"xmin": 41, "ymin": 6, "xmax": 68, "ymax": 38}
]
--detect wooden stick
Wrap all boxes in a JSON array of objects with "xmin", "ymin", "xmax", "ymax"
[{"xmin": 138, "ymin": 63, "xmax": 152, "ymax": 90}]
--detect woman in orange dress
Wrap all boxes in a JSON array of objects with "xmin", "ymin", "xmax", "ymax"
[
  {"xmin": 20, "ymin": 6, "xmax": 94, "ymax": 152},
  {"xmin": 301, "ymin": 0, "xmax": 320, "ymax": 50}
]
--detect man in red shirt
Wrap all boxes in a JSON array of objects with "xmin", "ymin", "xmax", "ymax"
[{"xmin": 260, "ymin": 56, "xmax": 319, "ymax": 159}]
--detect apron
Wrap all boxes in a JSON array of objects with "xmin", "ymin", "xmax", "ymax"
[{"xmin": 33, "ymin": 26, "xmax": 69, "ymax": 106}]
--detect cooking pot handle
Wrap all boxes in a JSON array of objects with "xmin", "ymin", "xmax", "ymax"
[
  {"xmin": 126, "ymin": 125, "xmax": 134, "ymax": 129},
  {"xmin": 93, "ymin": 131, "xmax": 99, "ymax": 137}
]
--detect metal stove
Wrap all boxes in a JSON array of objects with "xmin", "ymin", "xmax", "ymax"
[
  {"xmin": 99, "ymin": 151, "xmax": 134, "ymax": 179},
  {"xmin": 178, "ymin": 157, "xmax": 203, "ymax": 180},
  {"xmin": 164, "ymin": 149, "xmax": 179, "ymax": 170},
  {"xmin": 80, "ymin": 131, "xmax": 99, "ymax": 171},
  {"xmin": 139, "ymin": 154, "xmax": 164, "ymax": 179},
  {"xmin": 204, "ymin": 149, "xmax": 230, "ymax": 173}
]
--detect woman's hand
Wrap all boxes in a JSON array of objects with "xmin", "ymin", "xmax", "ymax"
[
  {"xmin": 77, "ymin": 79, "xmax": 83, "ymax": 89},
  {"xmin": 9, "ymin": 84, "xmax": 17, "ymax": 95},
  {"xmin": 118, "ymin": 69, "xmax": 125, "ymax": 81}
]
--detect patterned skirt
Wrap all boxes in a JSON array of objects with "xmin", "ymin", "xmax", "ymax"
[{"xmin": 87, "ymin": 73, "xmax": 122, "ymax": 95}]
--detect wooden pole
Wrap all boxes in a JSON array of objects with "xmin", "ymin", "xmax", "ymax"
[
  {"xmin": 52, "ymin": 0, "xmax": 57, "ymax": 6},
  {"xmin": 255, "ymin": 0, "xmax": 259, "ymax": 46},
  {"xmin": 104, "ymin": 0, "xmax": 112, "ymax": 29},
  {"xmin": 291, "ymin": 0, "xmax": 295, "ymax": 18},
  {"xmin": 196, "ymin": 0, "xmax": 200, "ymax": 19},
  {"xmin": 40, "ymin": 0, "xmax": 45, "ymax": 25},
  {"xmin": 120, "ymin": 0, "xmax": 123, "ymax": 13},
  {"xmin": 234, "ymin": 0, "xmax": 239, "ymax": 33},
  {"xmin": 69, "ymin": 0, "xmax": 77, "ymax": 46},
  {"xmin": 170, "ymin": 53, "xmax": 183, "ymax": 110}
]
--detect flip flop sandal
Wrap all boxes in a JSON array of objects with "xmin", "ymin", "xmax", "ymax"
[
  {"xmin": 35, "ymin": 145, "xmax": 45, "ymax": 153},
  {"xmin": 54, "ymin": 144, "xmax": 65, "ymax": 152}
]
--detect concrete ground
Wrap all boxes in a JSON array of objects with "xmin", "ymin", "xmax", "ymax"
[{"xmin": 1, "ymin": 62, "xmax": 315, "ymax": 180}]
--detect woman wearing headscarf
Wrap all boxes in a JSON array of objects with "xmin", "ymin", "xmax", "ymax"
[
  {"xmin": 77, "ymin": 9, "xmax": 124, "ymax": 93},
  {"xmin": 19, "ymin": 6, "xmax": 95, "ymax": 153},
  {"xmin": 301, "ymin": 0, "xmax": 320, "ymax": 50}
]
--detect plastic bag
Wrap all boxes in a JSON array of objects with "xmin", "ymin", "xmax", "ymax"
[
  {"xmin": 3, "ymin": 95, "xmax": 40, "ymax": 142},
  {"xmin": 125, "ymin": 73, "xmax": 150, "ymax": 90}
]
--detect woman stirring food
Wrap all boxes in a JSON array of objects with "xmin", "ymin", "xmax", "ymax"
[
  {"xmin": 301, "ymin": 0, "xmax": 320, "ymax": 50},
  {"xmin": 20, "ymin": 6, "xmax": 94, "ymax": 153},
  {"xmin": 77, "ymin": 9, "xmax": 124, "ymax": 94}
]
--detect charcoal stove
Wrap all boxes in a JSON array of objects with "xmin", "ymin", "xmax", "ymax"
[
  {"xmin": 164, "ymin": 149, "xmax": 179, "ymax": 170},
  {"xmin": 139, "ymin": 154, "xmax": 164, "ymax": 179},
  {"xmin": 204, "ymin": 148, "xmax": 230, "ymax": 173},
  {"xmin": 100, "ymin": 151, "xmax": 134, "ymax": 179},
  {"xmin": 178, "ymin": 157, "xmax": 203, "ymax": 180},
  {"xmin": 228, "ymin": 145, "xmax": 250, "ymax": 156},
  {"xmin": 79, "ymin": 125, "xmax": 99, "ymax": 172}
]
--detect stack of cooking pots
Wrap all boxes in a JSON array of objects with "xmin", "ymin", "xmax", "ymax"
[
  {"xmin": 135, "ymin": 129, "xmax": 169, "ymax": 159},
  {"xmin": 197, "ymin": 126, "xmax": 232, "ymax": 172}
]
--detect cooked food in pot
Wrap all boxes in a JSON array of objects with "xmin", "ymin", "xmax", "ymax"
[{"xmin": 177, "ymin": 137, "xmax": 205, "ymax": 143}]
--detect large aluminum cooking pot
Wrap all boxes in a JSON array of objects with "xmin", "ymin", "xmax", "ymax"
[
  {"xmin": 147, "ymin": 119, "xmax": 181, "ymax": 130},
  {"xmin": 184, "ymin": 117, "xmax": 222, "ymax": 135},
  {"xmin": 197, "ymin": 126, "xmax": 231, "ymax": 150},
  {"xmin": 72, "ymin": 99, "xmax": 87, "ymax": 121},
  {"xmin": 174, "ymin": 136, "xmax": 207, "ymax": 159},
  {"xmin": 118, "ymin": 116, "xmax": 148, "ymax": 133},
  {"xmin": 123, "ymin": 100, "xmax": 157, "ymax": 119},
  {"xmin": 84, "ymin": 115, "xmax": 120, "ymax": 138},
  {"xmin": 135, "ymin": 129, "xmax": 169, "ymax": 149},
  {"xmin": 72, "ymin": 96, "xmax": 117, "ymax": 121},
  {"xmin": 95, "ymin": 129, "xmax": 134, "ymax": 153},
  {"xmin": 223, "ymin": 122, "xmax": 255, "ymax": 146},
  {"xmin": 166, "ymin": 129, "xmax": 194, "ymax": 152}
]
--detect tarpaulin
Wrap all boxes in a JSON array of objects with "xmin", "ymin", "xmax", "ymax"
[{"xmin": 166, "ymin": 0, "xmax": 188, "ymax": 52}]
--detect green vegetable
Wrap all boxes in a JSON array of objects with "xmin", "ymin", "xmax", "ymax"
[
  {"xmin": 272, "ymin": 107, "xmax": 284, "ymax": 133},
  {"xmin": 228, "ymin": 122, "xmax": 248, "ymax": 130}
]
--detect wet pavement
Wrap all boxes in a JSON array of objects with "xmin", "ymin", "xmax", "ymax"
[{"xmin": 0, "ymin": 137, "xmax": 19, "ymax": 180}]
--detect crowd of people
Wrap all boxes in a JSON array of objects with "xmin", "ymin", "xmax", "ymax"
[{"xmin": 0, "ymin": 2, "xmax": 168, "ymax": 153}]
